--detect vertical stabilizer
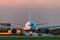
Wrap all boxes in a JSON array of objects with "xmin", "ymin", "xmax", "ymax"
[{"xmin": 29, "ymin": 7, "xmax": 31, "ymax": 21}]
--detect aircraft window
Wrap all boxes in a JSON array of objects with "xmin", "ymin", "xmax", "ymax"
[{"xmin": 28, "ymin": 23, "xmax": 34, "ymax": 26}]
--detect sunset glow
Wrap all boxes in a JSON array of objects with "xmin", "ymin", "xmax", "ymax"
[
  {"xmin": 0, "ymin": 0, "xmax": 60, "ymax": 26},
  {"xmin": 0, "ymin": 0, "xmax": 60, "ymax": 8}
]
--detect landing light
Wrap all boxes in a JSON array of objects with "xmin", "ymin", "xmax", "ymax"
[
  {"xmin": 23, "ymin": 28, "xmax": 25, "ymax": 30},
  {"xmin": 29, "ymin": 31, "xmax": 32, "ymax": 34}
]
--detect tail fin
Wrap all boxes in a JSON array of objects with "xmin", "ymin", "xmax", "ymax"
[{"xmin": 29, "ymin": 6, "xmax": 31, "ymax": 21}]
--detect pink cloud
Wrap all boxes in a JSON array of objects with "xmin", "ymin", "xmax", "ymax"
[
  {"xmin": 0, "ymin": 0, "xmax": 60, "ymax": 8},
  {"xmin": 0, "ymin": 0, "xmax": 53, "ymax": 7}
]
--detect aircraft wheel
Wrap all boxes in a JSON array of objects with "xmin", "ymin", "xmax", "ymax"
[{"xmin": 12, "ymin": 29, "xmax": 16, "ymax": 35}]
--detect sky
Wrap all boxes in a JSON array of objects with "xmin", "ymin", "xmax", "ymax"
[{"xmin": 0, "ymin": 0, "xmax": 60, "ymax": 27}]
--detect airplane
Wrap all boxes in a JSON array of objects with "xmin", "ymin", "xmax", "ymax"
[{"xmin": 0, "ymin": 7, "xmax": 60, "ymax": 36}]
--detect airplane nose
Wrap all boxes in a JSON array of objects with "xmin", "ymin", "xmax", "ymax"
[{"xmin": 25, "ymin": 21, "xmax": 36, "ymax": 30}]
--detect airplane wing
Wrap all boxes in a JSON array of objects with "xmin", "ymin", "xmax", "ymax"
[
  {"xmin": 46, "ymin": 26, "xmax": 60, "ymax": 29},
  {"xmin": 36, "ymin": 23, "xmax": 47, "ymax": 26},
  {"xmin": 13, "ymin": 23, "xmax": 25, "ymax": 26},
  {"xmin": 14, "ymin": 23, "xmax": 47, "ymax": 26},
  {"xmin": 38, "ymin": 26, "xmax": 60, "ymax": 30},
  {"xmin": 15, "ymin": 24, "xmax": 25, "ymax": 26}
]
